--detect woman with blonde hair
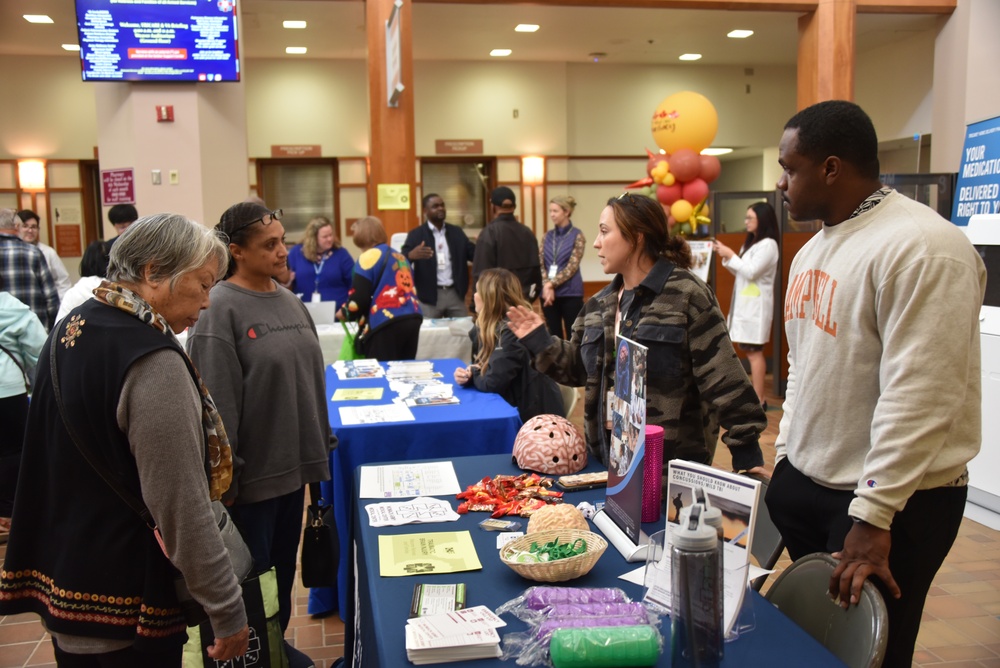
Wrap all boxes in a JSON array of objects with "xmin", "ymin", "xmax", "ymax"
[
  {"xmin": 455, "ymin": 268, "xmax": 563, "ymax": 421},
  {"xmin": 540, "ymin": 195, "xmax": 586, "ymax": 339},
  {"xmin": 341, "ymin": 216, "xmax": 422, "ymax": 360},
  {"xmin": 286, "ymin": 215, "xmax": 354, "ymax": 306}
]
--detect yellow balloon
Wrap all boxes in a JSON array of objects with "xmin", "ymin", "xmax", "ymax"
[
  {"xmin": 671, "ymin": 199, "xmax": 694, "ymax": 223},
  {"xmin": 663, "ymin": 173, "xmax": 676, "ymax": 187},
  {"xmin": 651, "ymin": 91, "xmax": 719, "ymax": 154}
]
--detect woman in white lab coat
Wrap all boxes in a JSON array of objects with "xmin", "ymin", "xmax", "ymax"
[{"xmin": 713, "ymin": 202, "xmax": 779, "ymax": 408}]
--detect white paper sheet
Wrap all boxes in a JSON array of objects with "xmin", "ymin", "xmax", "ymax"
[
  {"xmin": 359, "ymin": 461, "xmax": 461, "ymax": 499},
  {"xmin": 338, "ymin": 403, "xmax": 415, "ymax": 425},
  {"xmin": 365, "ymin": 497, "xmax": 461, "ymax": 527}
]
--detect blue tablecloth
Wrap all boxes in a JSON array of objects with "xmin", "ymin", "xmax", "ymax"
[
  {"xmin": 308, "ymin": 359, "xmax": 522, "ymax": 617},
  {"xmin": 348, "ymin": 454, "xmax": 846, "ymax": 668}
]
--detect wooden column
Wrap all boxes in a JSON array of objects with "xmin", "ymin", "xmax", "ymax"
[
  {"xmin": 366, "ymin": 0, "xmax": 417, "ymax": 237},
  {"xmin": 797, "ymin": 0, "xmax": 856, "ymax": 109}
]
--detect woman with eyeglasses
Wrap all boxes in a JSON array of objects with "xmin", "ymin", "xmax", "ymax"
[
  {"xmin": 286, "ymin": 215, "xmax": 354, "ymax": 306},
  {"xmin": 507, "ymin": 194, "xmax": 766, "ymax": 474},
  {"xmin": 186, "ymin": 202, "xmax": 332, "ymax": 668},
  {"xmin": 713, "ymin": 202, "xmax": 780, "ymax": 409}
]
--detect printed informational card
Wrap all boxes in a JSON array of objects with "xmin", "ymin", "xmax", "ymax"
[
  {"xmin": 643, "ymin": 460, "xmax": 761, "ymax": 636},
  {"xmin": 359, "ymin": 461, "xmax": 461, "ymax": 499},
  {"xmin": 365, "ymin": 497, "xmax": 461, "ymax": 527},
  {"xmin": 332, "ymin": 358, "xmax": 384, "ymax": 380},
  {"xmin": 338, "ymin": 403, "xmax": 414, "ymax": 425},
  {"xmin": 332, "ymin": 387, "xmax": 384, "ymax": 402},
  {"xmin": 602, "ymin": 335, "xmax": 648, "ymax": 545},
  {"xmin": 378, "ymin": 531, "xmax": 483, "ymax": 577}
]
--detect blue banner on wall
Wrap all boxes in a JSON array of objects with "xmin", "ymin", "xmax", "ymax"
[{"xmin": 952, "ymin": 115, "xmax": 1000, "ymax": 226}]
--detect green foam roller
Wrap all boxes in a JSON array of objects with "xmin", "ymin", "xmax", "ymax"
[{"xmin": 549, "ymin": 625, "xmax": 661, "ymax": 668}]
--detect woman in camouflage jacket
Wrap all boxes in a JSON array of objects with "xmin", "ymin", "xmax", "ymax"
[{"xmin": 508, "ymin": 194, "xmax": 766, "ymax": 473}]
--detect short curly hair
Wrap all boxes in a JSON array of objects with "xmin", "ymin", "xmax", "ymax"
[{"xmin": 784, "ymin": 100, "xmax": 880, "ymax": 180}]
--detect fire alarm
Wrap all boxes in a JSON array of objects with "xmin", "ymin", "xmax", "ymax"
[{"xmin": 156, "ymin": 105, "xmax": 174, "ymax": 122}]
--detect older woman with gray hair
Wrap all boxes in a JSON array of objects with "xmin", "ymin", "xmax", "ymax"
[{"xmin": 0, "ymin": 214, "xmax": 249, "ymax": 666}]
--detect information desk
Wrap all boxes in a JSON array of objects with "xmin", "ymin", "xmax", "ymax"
[
  {"xmin": 309, "ymin": 359, "xmax": 522, "ymax": 618},
  {"xmin": 348, "ymin": 454, "xmax": 844, "ymax": 668}
]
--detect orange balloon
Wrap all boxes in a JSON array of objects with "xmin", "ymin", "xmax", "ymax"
[
  {"xmin": 671, "ymin": 199, "xmax": 694, "ymax": 223},
  {"xmin": 651, "ymin": 91, "xmax": 719, "ymax": 154}
]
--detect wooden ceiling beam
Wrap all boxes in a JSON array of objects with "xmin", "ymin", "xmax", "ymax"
[{"xmin": 409, "ymin": 0, "xmax": 955, "ymax": 14}]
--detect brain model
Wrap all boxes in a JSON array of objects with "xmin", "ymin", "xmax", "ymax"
[
  {"xmin": 513, "ymin": 414, "xmax": 587, "ymax": 475},
  {"xmin": 527, "ymin": 503, "xmax": 590, "ymax": 534}
]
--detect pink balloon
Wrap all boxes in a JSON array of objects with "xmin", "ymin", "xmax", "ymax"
[
  {"xmin": 670, "ymin": 149, "xmax": 700, "ymax": 182},
  {"xmin": 699, "ymin": 155, "xmax": 722, "ymax": 183},
  {"xmin": 682, "ymin": 178, "xmax": 710, "ymax": 206},
  {"xmin": 656, "ymin": 183, "xmax": 683, "ymax": 206}
]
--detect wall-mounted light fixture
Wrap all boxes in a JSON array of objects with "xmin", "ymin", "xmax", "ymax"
[
  {"xmin": 18, "ymin": 159, "xmax": 46, "ymax": 191},
  {"xmin": 521, "ymin": 156, "xmax": 545, "ymax": 185}
]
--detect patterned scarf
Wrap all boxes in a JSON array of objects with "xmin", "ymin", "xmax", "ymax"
[{"xmin": 93, "ymin": 281, "xmax": 234, "ymax": 501}]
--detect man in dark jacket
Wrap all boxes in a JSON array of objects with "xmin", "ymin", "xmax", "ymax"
[
  {"xmin": 471, "ymin": 187, "xmax": 542, "ymax": 303},
  {"xmin": 402, "ymin": 193, "xmax": 475, "ymax": 317}
]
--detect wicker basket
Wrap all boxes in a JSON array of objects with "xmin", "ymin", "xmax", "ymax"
[{"xmin": 500, "ymin": 529, "xmax": 607, "ymax": 582}]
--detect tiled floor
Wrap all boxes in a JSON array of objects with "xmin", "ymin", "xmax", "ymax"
[{"xmin": 2, "ymin": 377, "xmax": 999, "ymax": 667}]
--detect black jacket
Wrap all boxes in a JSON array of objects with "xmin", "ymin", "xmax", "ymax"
[
  {"xmin": 402, "ymin": 222, "xmax": 475, "ymax": 306},
  {"xmin": 471, "ymin": 213, "xmax": 543, "ymax": 302},
  {"xmin": 470, "ymin": 324, "xmax": 564, "ymax": 423}
]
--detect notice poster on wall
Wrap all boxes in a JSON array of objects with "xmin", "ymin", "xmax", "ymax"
[{"xmin": 952, "ymin": 115, "xmax": 1000, "ymax": 226}]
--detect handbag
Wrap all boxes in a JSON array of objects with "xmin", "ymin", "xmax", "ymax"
[
  {"xmin": 339, "ymin": 320, "xmax": 362, "ymax": 361},
  {"xmin": 300, "ymin": 483, "xmax": 339, "ymax": 588},
  {"xmin": 48, "ymin": 341, "xmax": 253, "ymax": 627},
  {"xmin": 183, "ymin": 568, "xmax": 289, "ymax": 668}
]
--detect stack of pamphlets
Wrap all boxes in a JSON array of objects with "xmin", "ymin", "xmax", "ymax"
[
  {"xmin": 387, "ymin": 361, "xmax": 458, "ymax": 406},
  {"xmin": 332, "ymin": 359, "xmax": 384, "ymax": 380},
  {"xmin": 386, "ymin": 360, "xmax": 443, "ymax": 381},
  {"xmin": 404, "ymin": 606, "xmax": 505, "ymax": 664}
]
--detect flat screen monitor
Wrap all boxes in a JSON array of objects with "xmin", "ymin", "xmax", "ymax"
[{"xmin": 75, "ymin": 0, "xmax": 240, "ymax": 82}]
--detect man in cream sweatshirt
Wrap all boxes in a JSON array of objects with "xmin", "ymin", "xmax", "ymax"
[{"xmin": 765, "ymin": 100, "xmax": 986, "ymax": 668}]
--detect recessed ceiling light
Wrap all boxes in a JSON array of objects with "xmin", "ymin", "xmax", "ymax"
[
  {"xmin": 701, "ymin": 148, "xmax": 733, "ymax": 156},
  {"xmin": 23, "ymin": 15, "xmax": 54, "ymax": 24},
  {"xmin": 61, "ymin": 44, "xmax": 80, "ymax": 51},
  {"xmin": 727, "ymin": 29, "xmax": 754, "ymax": 39},
  {"xmin": 490, "ymin": 49, "xmax": 512, "ymax": 57},
  {"xmin": 286, "ymin": 47, "xmax": 308, "ymax": 55},
  {"xmin": 515, "ymin": 24, "xmax": 539, "ymax": 33},
  {"xmin": 283, "ymin": 20, "xmax": 307, "ymax": 29},
  {"xmin": 678, "ymin": 53, "xmax": 702, "ymax": 61}
]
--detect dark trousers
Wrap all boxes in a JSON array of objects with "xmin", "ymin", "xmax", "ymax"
[
  {"xmin": 543, "ymin": 296, "xmax": 584, "ymax": 340},
  {"xmin": 362, "ymin": 317, "xmax": 422, "ymax": 361},
  {"xmin": 0, "ymin": 393, "xmax": 28, "ymax": 517},
  {"xmin": 52, "ymin": 639, "xmax": 181, "ymax": 667},
  {"xmin": 229, "ymin": 486, "xmax": 306, "ymax": 632},
  {"xmin": 766, "ymin": 457, "xmax": 967, "ymax": 668}
]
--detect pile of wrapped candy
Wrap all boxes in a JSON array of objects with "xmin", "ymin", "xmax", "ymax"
[
  {"xmin": 496, "ymin": 586, "xmax": 663, "ymax": 667},
  {"xmin": 456, "ymin": 473, "xmax": 564, "ymax": 518}
]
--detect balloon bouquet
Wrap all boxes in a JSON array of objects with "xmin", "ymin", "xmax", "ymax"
[{"xmin": 625, "ymin": 91, "xmax": 721, "ymax": 237}]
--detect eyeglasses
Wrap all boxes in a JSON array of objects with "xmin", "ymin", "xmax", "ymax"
[
  {"xmin": 616, "ymin": 192, "xmax": 639, "ymax": 207},
  {"xmin": 21, "ymin": 224, "xmax": 39, "ymax": 231},
  {"xmin": 229, "ymin": 208, "xmax": 282, "ymax": 238}
]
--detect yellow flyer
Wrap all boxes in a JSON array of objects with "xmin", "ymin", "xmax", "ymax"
[
  {"xmin": 332, "ymin": 387, "xmax": 384, "ymax": 401},
  {"xmin": 378, "ymin": 531, "xmax": 482, "ymax": 577}
]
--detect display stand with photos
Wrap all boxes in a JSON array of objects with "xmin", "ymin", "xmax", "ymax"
[{"xmin": 593, "ymin": 335, "xmax": 651, "ymax": 562}]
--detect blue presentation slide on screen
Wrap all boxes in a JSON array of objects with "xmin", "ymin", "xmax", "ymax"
[
  {"xmin": 76, "ymin": 0, "xmax": 240, "ymax": 82},
  {"xmin": 953, "ymin": 115, "xmax": 1000, "ymax": 226}
]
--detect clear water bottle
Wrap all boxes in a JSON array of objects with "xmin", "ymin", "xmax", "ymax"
[
  {"xmin": 671, "ymin": 505, "xmax": 723, "ymax": 667},
  {"xmin": 693, "ymin": 488, "xmax": 726, "ymax": 628}
]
